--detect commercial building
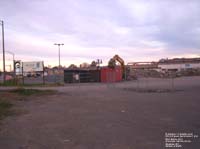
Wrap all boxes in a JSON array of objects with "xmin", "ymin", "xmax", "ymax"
[{"xmin": 158, "ymin": 58, "xmax": 200, "ymax": 71}]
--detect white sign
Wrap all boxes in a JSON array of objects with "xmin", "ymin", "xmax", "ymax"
[{"xmin": 23, "ymin": 61, "xmax": 43, "ymax": 72}]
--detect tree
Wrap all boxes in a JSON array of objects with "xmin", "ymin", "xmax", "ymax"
[
  {"xmin": 68, "ymin": 64, "xmax": 78, "ymax": 69},
  {"xmin": 90, "ymin": 61, "xmax": 97, "ymax": 67},
  {"xmin": 80, "ymin": 62, "xmax": 90, "ymax": 68}
]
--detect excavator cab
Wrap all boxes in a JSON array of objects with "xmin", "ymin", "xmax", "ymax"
[{"xmin": 108, "ymin": 54, "xmax": 126, "ymax": 79}]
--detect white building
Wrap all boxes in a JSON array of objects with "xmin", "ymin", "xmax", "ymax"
[{"xmin": 158, "ymin": 58, "xmax": 200, "ymax": 71}]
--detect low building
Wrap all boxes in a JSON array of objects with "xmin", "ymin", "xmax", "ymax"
[{"xmin": 158, "ymin": 58, "xmax": 200, "ymax": 71}]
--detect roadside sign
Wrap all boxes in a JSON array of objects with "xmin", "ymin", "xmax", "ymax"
[{"xmin": 22, "ymin": 61, "xmax": 43, "ymax": 72}]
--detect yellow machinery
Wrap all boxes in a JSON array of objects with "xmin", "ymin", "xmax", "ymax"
[{"xmin": 108, "ymin": 54, "xmax": 126, "ymax": 78}]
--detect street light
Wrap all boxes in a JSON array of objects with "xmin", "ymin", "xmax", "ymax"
[
  {"xmin": 0, "ymin": 20, "xmax": 5, "ymax": 83},
  {"xmin": 54, "ymin": 43, "xmax": 64, "ymax": 68}
]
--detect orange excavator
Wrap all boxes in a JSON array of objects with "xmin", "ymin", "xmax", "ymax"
[{"xmin": 108, "ymin": 54, "xmax": 126, "ymax": 78}]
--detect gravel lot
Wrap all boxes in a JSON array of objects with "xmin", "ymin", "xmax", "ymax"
[{"xmin": 0, "ymin": 76, "xmax": 200, "ymax": 149}]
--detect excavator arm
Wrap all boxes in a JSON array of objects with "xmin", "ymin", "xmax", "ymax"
[
  {"xmin": 113, "ymin": 55, "xmax": 125, "ymax": 71},
  {"xmin": 108, "ymin": 54, "xmax": 125, "ymax": 78}
]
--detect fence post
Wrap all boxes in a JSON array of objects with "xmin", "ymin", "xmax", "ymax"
[
  {"xmin": 170, "ymin": 71, "xmax": 175, "ymax": 91},
  {"xmin": 22, "ymin": 62, "xmax": 24, "ymax": 86},
  {"xmin": 42, "ymin": 61, "xmax": 45, "ymax": 85},
  {"xmin": 171, "ymin": 77, "xmax": 174, "ymax": 91}
]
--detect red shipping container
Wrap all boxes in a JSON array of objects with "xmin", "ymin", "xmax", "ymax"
[{"xmin": 101, "ymin": 66, "xmax": 122, "ymax": 83}]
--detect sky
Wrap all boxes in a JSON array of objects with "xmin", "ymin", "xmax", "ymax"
[{"xmin": 0, "ymin": 0, "xmax": 200, "ymax": 70}]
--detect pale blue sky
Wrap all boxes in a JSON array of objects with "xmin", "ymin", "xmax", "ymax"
[{"xmin": 0, "ymin": 0, "xmax": 200, "ymax": 68}]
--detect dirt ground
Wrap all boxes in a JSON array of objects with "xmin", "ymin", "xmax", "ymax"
[{"xmin": 0, "ymin": 76, "xmax": 200, "ymax": 149}]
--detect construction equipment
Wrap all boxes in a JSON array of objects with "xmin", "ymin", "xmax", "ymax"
[{"xmin": 108, "ymin": 54, "xmax": 126, "ymax": 78}]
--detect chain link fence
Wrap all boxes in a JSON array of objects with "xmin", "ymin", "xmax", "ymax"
[{"xmin": 0, "ymin": 71, "xmax": 64, "ymax": 85}]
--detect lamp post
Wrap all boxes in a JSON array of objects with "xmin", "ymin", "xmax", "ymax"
[
  {"xmin": 0, "ymin": 20, "xmax": 5, "ymax": 83},
  {"xmin": 54, "ymin": 43, "xmax": 64, "ymax": 68}
]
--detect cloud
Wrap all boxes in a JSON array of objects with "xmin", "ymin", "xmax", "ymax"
[{"xmin": 0, "ymin": 0, "xmax": 200, "ymax": 67}]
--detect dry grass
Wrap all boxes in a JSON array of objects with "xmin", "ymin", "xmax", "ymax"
[{"xmin": 0, "ymin": 88, "xmax": 57, "ymax": 121}]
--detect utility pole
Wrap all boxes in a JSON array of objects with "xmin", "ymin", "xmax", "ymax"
[
  {"xmin": 54, "ymin": 43, "xmax": 64, "ymax": 68},
  {"xmin": 0, "ymin": 20, "xmax": 5, "ymax": 84}
]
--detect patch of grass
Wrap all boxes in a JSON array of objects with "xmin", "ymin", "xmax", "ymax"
[
  {"xmin": 0, "ymin": 79, "xmax": 17, "ymax": 86},
  {"xmin": 10, "ymin": 88, "xmax": 56, "ymax": 96},
  {"xmin": 0, "ymin": 99, "xmax": 13, "ymax": 120},
  {"xmin": 0, "ymin": 82, "xmax": 64, "ymax": 87}
]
